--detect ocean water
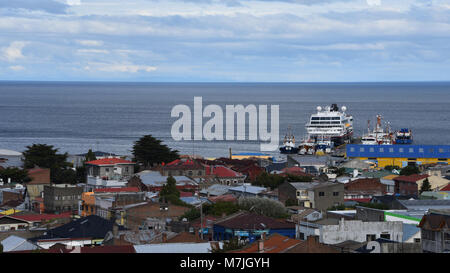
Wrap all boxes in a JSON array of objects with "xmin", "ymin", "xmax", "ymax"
[{"xmin": 0, "ymin": 82, "xmax": 449, "ymax": 158}]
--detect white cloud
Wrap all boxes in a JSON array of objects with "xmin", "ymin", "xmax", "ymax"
[
  {"xmin": 9, "ymin": 65, "xmax": 25, "ymax": 71},
  {"xmin": 84, "ymin": 62, "xmax": 157, "ymax": 73},
  {"xmin": 367, "ymin": 0, "xmax": 381, "ymax": 7},
  {"xmin": 77, "ymin": 49, "xmax": 109, "ymax": 54},
  {"xmin": 1, "ymin": 41, "xmax": 27, "ymax": 62},
  {"xmin": 76, "ymin": 40, "xmax": 103, "ymax": 46}
]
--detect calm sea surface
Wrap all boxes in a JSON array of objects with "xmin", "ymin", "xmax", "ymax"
[{"xmin": 1, "ymin": 82, "xmax": 449, "ymax": 158}]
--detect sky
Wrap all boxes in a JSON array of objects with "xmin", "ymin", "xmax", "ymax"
[{"xmin": 0, "ymin": 0, "xmax": 450, "ymax": 82}]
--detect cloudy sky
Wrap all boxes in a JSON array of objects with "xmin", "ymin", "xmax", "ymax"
[{"xmin": 0, "ymin": 0, "xmax": 449, "ymax": 82}]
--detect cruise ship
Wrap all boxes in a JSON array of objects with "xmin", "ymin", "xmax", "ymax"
[{"xmin": 305, "ymin": 104, "xmax": 353, "ymax": 146}]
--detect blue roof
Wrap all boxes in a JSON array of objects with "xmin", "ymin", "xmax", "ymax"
[
  {"xmin": 402, "ymin": 223, "xmax": 420, "ymax": 242},
  {"xmin": 233, "ymin": 152, "xmax": 270, "ymax": 156},
  {"xmin": 347, "ymin": 144, "xmax": 450, "ymax": 159}
]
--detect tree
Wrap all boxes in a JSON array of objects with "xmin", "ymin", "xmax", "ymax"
[
  {"xmin": 0, "ymin": 243, "xmax": 3, "ymax": 253},
  {"xmin": 400, "ymin": 165, "xmax": 420, "ymax": 176},
  {"xmin": 180, "ymin": 208, "xmax": 201, "ymax": 221},
  {"xmin": 420, "ymin": 178, "xmax": 431, "ymax": 194},
  {"xmin": 384, "ymin": 165, "xmax": 400, "ymax": 171},
  {"xmin": 0, "ymin": 167, "xmax": 30, "ymax": 183},
  {"xmin": 76, "ymin": 166, "xmax": 87, "ymax": 184},
  {"xmin": 238, "ymin": 196, "xmax": 288, "ymax": 218},
  {"xmin": 85, "ymin": 149, "xmax": 97, "ymax": 162},
  {"xmin": 252, "ymin": 172, "xmax": 285, "ymax": 189},
  {"xmin": 132, "ymin": 135, "xmax": 179, "ymax": 167},
  {"xmin": 22, "ymin": 144, "xmax": 75, "ymax": 183}
]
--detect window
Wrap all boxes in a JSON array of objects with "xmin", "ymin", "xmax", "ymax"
[
  {"xmin": 333, "ymin": 192, "xmax": 339, "ymax": 196},
  {"xmin": 350, "ymin": 147, "xmax": 355, "ymax": 152},
  {"xmin": 360, "ymin": 148, "xmax": 365, "ymax": 152},
  {"xmin": 414, "ymin": 238, "xmax": 421, "ymax": 243},
  {"xmin": 105, "ymin": 168, "xmax": 110, "ymax": 172},
  {"xmin": 198, "ymin": 171, "xmax": 202, "ymax": 175},
  {"xmin": 380, "ymin": 234, "xmax": 391, "ymax": 240},
  {"xmin": 379, "ymin": 148, "xmax": 384, "ymax": 152},
  {"xmin": 319, "ymin": 192, "xmax": 325, "ymax": 197},
  {"xmin": 419, "ymin": 148, "xmax": 424, "ymax": 153},
  {"xmin": 399, "ymin": 148, "xmax": 404, "ymax": 153},
  {"xmin": 409, "ymin": 148, "xmax": 414, "ymax": 153},
  {"xmin": 299, "ymin": 233, "xmax": 305, "ymax": 240},
  {"xmin": 370, "ymin": 148, "xmax": 374, "ymax": 152},
  {"xmin": 366, "ymin": 234, "xmax": 376, "ymax": 242},
  {"xmin": 439, "ymin": 148, "xmax": 444, "ymax": 153},
  {"xmin": 125, "ymin": 167, "xmax": 129, "ymax": 172}
]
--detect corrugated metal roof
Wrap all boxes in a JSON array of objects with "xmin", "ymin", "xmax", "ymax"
[
  {"xmin": 134, "ymin": 242, "xmax": 221, "ymax": 253},
  {"xmin": 347, "ymin": 144, "xmax": 450, "ymax": 159}
]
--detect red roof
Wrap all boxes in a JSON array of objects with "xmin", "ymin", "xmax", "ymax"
[
  {"xmin": 208, "ymin": 194, "xmax": 237, "ymax": 203},
  {"xmin": 206, "ymin": 165, "xmax": 244, "ymax": 178},
  {"xmin": 180, "ymin": 191, "xmax": 194, "ymax": 197},
  {"xmin": 394, "ymin": 174, "xmax": 429, "ymax": 183},
  {"xmin": 232, "ymin": 234, "xmax": 301, "ymax": 253},
  {"xmin": 85, "ymin": 158, "xmax": 134, "ymax": 166},
  {"xmin": 94, "ymin": 187, "xmax": 140, "ymax": 193},
  {"xmin": 441, "ymin": 183, "xmax": 450, "ymax": 191},
  {"xmin": 10, "ymin": 211, "xmax": 72, "ymax": 222}
]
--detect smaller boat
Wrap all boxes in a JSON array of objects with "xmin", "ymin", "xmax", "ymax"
[
  {"xmin": 361, "ymin": 115, "xmax": 395, "ymax": 145},
  {"xmin": 395, "ymin": 128, "xmax": 413, "ymax": 144},
  {"xmin": 280, "ymin": 127, "xmax": 300, "ymax": 154}
]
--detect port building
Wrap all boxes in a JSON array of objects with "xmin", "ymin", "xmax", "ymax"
[{"xmin": 346, "ymin": 145, "xmax": 450, "ymax": 168}]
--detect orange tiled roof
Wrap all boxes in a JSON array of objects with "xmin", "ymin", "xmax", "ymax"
[{"xmin": 232, "ymin": 233, "xmax": 301, "ymax": 253}]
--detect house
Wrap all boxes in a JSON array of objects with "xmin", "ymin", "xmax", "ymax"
[
  {"xmin": 133, "ymin": 242, "xmax": 221, "ymax": 253},
  {"xmin": 0, "ymin": 215, "xmax": 31, "ymax": 231},
  {"xmin": 418, "ymin": 209, "xmax": 450, "ymax": 253},
  {"xmin": 228, "ymin": 184, "xmax": 268, "ymax": 198},
  {"xmin": 370, "ymin": 194, "xmax": 417, "ymax": 209},
  {"xmin": 207, "ymin": 194, "xmax": 237, "ymax": 204},
  {"xmin": 25, "ymin": 167, "xmax": 51, "ymax": 211},
  {"xmin": 379, "ymin": 174, "xmax": 397, "ymax": 194},
  {"xmin": 199, "ymin": 184, "xmax": 232, "ymax": 197},
  {"xmin": 296, "ymin": 218, "xmax": 403, "ymax": 244},
  {"xmin": 206, "ymin": 165, "xmax": 246, "ymax": 186},
  {"xmin": 43, "ymin": 184, "xmax": 83, "ymax": 214},
  {"xmin": 417, "ymin": 175, "xmax": 450, "ymax": 191},
  {"xmin": 0, "ymin": 235, "xmax": 40, "ymax": 252},
  {"xmin": 278, "ymin": 182, "xmax": 344, "ymax": 211},
  {"xmin": 85, "ymin": 176, "xmax": 128, "ymax": 191},
  {"xmin": 80, "ymin": 187, "xmax": 145, "ymax": 223},
  {"xmin": 344, "ymin": 178, "xmax": 388, "ymax": 203},
  {"xmin": 85, "ymin": 157, "xmax": 135, "ymax": 180},
  {"xmin": 9, "ymin": 212, "xmax": 73, "ymax": 228},
  {"xmin": 137, "ymin": 170, "xmax": 197, "ymax": 192},
  {"xmin": 287, "ymin": 155, "xmax": 330, "ymax": 174},
  {"xmin": 162, "ymin": 158, "xmax": 206, "ymax": 177},
  {"xmin": 285, "ymin": 235, "xmax": 341, "ymax": 253},
  {"xmin": 213, "ymin": 212, "xmax": 295, "ymax": 242},
  {"xmin": 29, "ymin": 215, "xmax": 123, "ymax": 249},
  {"xmin": 354, "ymin": 237, "xmax": 422, "ymax": 253},
  {"xmin": 119, "ymin": 201, "xmax": 190, "ymax": 230},
  {"xmin": 231, "ymin": 233, "xmax": 301, "ymax": 253},
  {"xmin": 394, "ymin": 174, "xmax": 429, "ymax": 196}
]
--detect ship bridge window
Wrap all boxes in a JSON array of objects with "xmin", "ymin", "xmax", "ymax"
[
  {"xmin": 332, "ymin": 117, "xmax": 340, "ymax": 120},
  {"xmin": 319, "ymin": 117, "xmax": 331, "ymax": 120}
]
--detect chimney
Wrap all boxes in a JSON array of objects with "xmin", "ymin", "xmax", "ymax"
[
  {"xmin": 162, "ymin": 232, "xmax": 167, "ymax": 243},
  {"xmin": 257, "ymin": 239, "xmax": 264, "ymax": 253}
]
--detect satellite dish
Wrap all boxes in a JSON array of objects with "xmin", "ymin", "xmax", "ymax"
[
  {"xmin": 342, "ymin": 106, "xmax": 347, "ymax": 112},
  {"xmin": 317, "ymin": 106, "xmax": 322, "ymax": 112}
]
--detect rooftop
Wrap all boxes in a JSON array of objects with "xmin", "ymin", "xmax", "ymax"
[
  {"xmin": 232, "ymin": 233, "xmax": 301, "ymax": 253},
  {"xmin": 214, "ymin": 212, "xmax": 295, "ymax": 230},
  {"xmin": 85, "ymin": 158, "xmax": 134, "ymax": 166}
]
